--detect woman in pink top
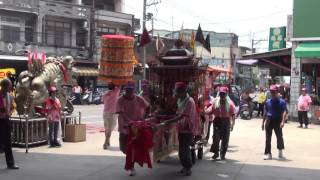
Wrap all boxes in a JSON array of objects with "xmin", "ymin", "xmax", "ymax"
[
  {"xmin": 296, "ymin": 88, "xmax": 312, "ymax": 128},
  {"xmin": 102, "ymin": 82, "xmax": 120, "ymax": 149},
  {"xmin": 44, "ymin": 86, "xmax": 62, "ymax": 147}
]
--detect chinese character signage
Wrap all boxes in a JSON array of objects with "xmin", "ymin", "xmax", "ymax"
[{"xmin": 269, "ymin": 27, "xmax": 286, "ymax": 51}]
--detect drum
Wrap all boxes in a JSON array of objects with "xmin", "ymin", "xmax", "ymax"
[{"xmin": 99, "ymin": 35, "xmax": 135, "ymax": 85}]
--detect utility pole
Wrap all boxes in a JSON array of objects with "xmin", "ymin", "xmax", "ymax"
[
  {"xmin": 251, "ymin": 32, "xmax": 268, "ymax": 53},
  {"xmin": 142, "ymin": 0, "xmax": 160, "ymax": 80},
  {"xmin": 251, "ymin": 39, "xmax": 268, "ymax": 53},
  {"xmin": 142, "ymin": 0, "xmax": 147, "ymax": 80},
  {"xmin": 89, "ymin": 0, "xmax": 96, "ymax": 59}
]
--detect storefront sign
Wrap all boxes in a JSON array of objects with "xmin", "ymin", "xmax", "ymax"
[{"xmin": 269, "ymin": 27, "xmax": 286, "ymax": 51}]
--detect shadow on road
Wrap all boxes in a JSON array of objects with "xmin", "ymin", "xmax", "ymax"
[{"xmin": 1, "ymin": 149, "xmax": 319, "ymax": 180}]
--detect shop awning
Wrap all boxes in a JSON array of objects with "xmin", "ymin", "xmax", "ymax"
[
  {"xmin": 236, "ymin": 59, "xmax": 258, "ymax": 66},
  {"xmin": 295, "ymin": 42, "xmax": 320, "ymax": 58},
  {"xmin": 72, "ymin": 67, "xmax": 99, "ymax": 77},
  {"xmin": 207, "ymin": 66, "xmax": 232, "ymax": 74}
]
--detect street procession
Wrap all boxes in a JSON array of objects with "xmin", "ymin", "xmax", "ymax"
[{"xmin": 1, "ymin": 0, "xmax": 320, "ymax": 180}]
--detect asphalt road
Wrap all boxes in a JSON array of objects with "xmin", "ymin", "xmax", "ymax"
[
  {"xmin": 73, "ymin": 104, "xmax": 104, "ymax": 125},
  {"xmin": 2, "ymin": 118, "xmax": 320, "ymax": 180}
]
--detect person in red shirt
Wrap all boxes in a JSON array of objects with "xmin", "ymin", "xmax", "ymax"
[
  {"xmin": 209, "ymin": 86, "xmax": 235, "ymax": 160},
  {"xmin": 116, "ymin": 81, "xmax": 149, "ymax": 176},
  {"xmin": 44, "ymin": 86, "xmax": 62, "ymax": 147},
  {"xmin": 102, "ymin": 82, "xmax": 120, "ymax": 149}
]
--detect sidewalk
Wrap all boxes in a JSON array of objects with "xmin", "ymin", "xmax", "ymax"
[{"xmin": 1, "ymin": 119, "xmax": 320, "ymax": 180}]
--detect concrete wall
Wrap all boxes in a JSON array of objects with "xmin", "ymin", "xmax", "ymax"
[
  {"xmin": 114, "ymin": 0, "xmax": 124, "ymax": 13},
  {"xmin": 289, "ymin": 42, "xmax": 301, "ymax": 118}
]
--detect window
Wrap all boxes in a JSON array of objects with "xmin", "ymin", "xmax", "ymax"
[
  {"xmin": 96, "ymin": 26, "xmax": 116, "ymax": 36},
  {"xmin": 25, "ymin": 17, "xmax": 35, "ymax": 42},
  {"xmin": 25, "ymin": 27, "xmax": 34, "ymax": 42},
  {"xmin": 1, "ymin": 17, "xmax": 20, "ymax": 24},
  {"xmin": 1, "ymin": 25, "xmax": 20, "ymax": 42},
  {"xmin": 45, "ymin": 20, "xmax": 72, "ymax": 47}
]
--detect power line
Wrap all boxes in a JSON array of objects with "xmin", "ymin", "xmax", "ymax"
[
  {"xmin": 158, "ymin": 0, "xmax": 290, "ymax": 27},
  {"xmin": 183, "ymin": 10, "xmax": 291, "ymax": 25}
]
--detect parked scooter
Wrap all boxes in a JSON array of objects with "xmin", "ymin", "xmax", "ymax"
[
  {"xmin": 239, "ymin": 101, "xmax": 251, "ymax": 120},
  {"xmin": 82, "ymin": 90, "xmax": 102, "ymax": 105}
]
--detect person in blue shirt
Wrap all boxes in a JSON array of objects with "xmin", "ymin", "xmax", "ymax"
[{"xmin": 262, "ymin": 85, "xmax": 287, "ymax": 160}]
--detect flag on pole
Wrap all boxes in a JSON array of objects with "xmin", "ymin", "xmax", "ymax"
[
  {"xmin": 179, "ymin": 23, "xmax": 184, "ymax": 42},
  {"xmin": 139, "ymin": 27, "xmax": 151, "ymax": 47},
  {"xmin": 204, "ymin": 34, "xmax": 211, "ymax": 53},
  {"xmin": 156, "ymin": 34, "xmax": 165, "ymax": 56},
  {"xmin": 195, "ymin": 24, "xmax": 205, "ymax": 46},
  {"xmin": 190, "ymin": 30, "xmax": 195, "ymax": 52}
]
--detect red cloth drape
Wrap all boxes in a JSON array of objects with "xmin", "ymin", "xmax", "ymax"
[{"xmin": 125, "ymin": 121, "xmax": 154, "ymax": 170}]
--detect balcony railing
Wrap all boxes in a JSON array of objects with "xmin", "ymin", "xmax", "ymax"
[
  {"xmin": 40, "ymin": 0, "xmax": 90, "ymax": 20},
  {"xmin": 95, "ymin": 9, "xmax": 133, "ymax": 26},
  {"xmin": 0, "ymin": 28, "xmax": 88, "ymax": 49},
  {"xmin": 0, "ymin": 0, "xmax": 38, "ymax": 13}
]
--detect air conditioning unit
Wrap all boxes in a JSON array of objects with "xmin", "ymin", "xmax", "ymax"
[{"xmin": 6, "ymin": 43, "xmax": 16, "ymax": 54}]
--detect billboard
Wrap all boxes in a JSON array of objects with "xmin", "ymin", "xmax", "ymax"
[
  {"xmin": 269, "ymin": 27, "xmax": 286, "ymax": 51},
  {"xmin": 293, "ymin": 0, "xmax": 320, "ymax": 39}
]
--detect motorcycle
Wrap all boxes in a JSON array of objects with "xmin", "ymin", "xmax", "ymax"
[
  {"xmin": 82, "ymin": 90, "xmax": 102, "ymax": 105},
  {"xmin": 239, "ymin": 101, "xmax": 251, "ymax": 120}
]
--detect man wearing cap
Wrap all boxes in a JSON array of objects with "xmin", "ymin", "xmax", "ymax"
[
  {"xmin": 116, "ymin": 82, "xmax": 149, "ymax": 176},
  {"xmin": 174, "ymin": 82, "xmax": 197, "ymax": 176},
  {"xmin": 44, "ymin": 86, "xmax": 62, "ymax": 147},
  {"xmin": 102, "ymin": 82, "xmax": 120, "ymax": 149},
  {"xmin": 296, "ymin": 88, "xmax": 312, "ymax": 128},
  {"xmin": 0, "ymin": 78, "xmax": 19, "ymax": 169},
  {"xmin": 262, "ymin": 85, "xmax": 287, "ymax": 160},
  {"xmin": 209, "ymin": 86, "xmax": 236, "ymax": 160}
]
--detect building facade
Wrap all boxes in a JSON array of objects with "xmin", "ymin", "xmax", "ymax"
[
  {"xmin": 0, "ymin": 0, "xmax": 139, "ymax": 88},
  {"xmin": 289, "ymin": 0, "xmax": 320, "ymax": 121}
]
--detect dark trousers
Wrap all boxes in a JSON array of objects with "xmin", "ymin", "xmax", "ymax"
[
  {"xmin": 264, "ymin": 119, "xmax": 284, "ymax": 154},
  {"xmin": 178, "ymin": 133, "xmax": 193, "ymax": 169},
  {"xmin": 210, "ymin": 119, "xmax": 230, "ymax": 156},
  {"xmin": 205, "ymin": 121, "xmax": 213, "ymax": 141},
  {"xmin": 119, "ymin": 133, "xmax": 128, "ymax": 154},
  {"xmin": 48, "ymin": 121, "xmax": 60, "ymax": 145},
  {"xmin": 257, "ymin": 103, "xmax": 265, "ymax": 117},
  {"xmin": 298, "ymin": 111, "xmax": 309, "ymax": 126},
  {"xmin": 75, "ymin": 93, "xmax": 81, "ymax": 105},
  {"xmin": 0, "ymin": 118, "xmax": 15, "ymax": 166}
]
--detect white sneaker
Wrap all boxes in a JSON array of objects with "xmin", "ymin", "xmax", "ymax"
[
  {"xmin": 264, "ymin": 154, "xmax": 272, "ymax": 160},
  {"xmin": 278, "ymin": 150, "xmax": 284, "ymax": 159},
  {"xmin": 128, "ymin": 168, "xmax": 136, "ymax": 176}
]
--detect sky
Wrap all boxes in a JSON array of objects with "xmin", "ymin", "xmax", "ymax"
[{"xmin": 123, "ymin": 0, "xmax": 293, "ymax": 52}]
